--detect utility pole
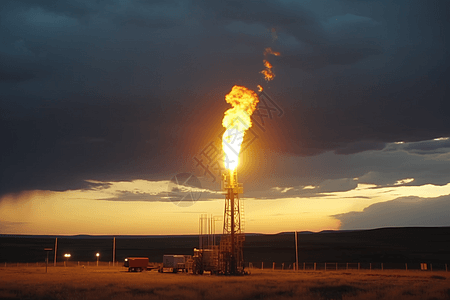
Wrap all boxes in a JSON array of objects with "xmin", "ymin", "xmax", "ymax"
[
  {"xmin": 295, "ymin": 231, "xmax": 298, "ymax": 271},
  {"xmin": 54, "ymin": 238, "xmax": 58, "ymax": 267},
  {"xmin": 44, "ymin": 248, "xmax": 52, "ymax": 273},
  {"xmin": 113, "ymin": 237, "xmax": 116, "ymax": 266}
]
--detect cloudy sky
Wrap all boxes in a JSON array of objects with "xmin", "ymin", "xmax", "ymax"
[{"xmin": 1, "ymin": 0, "xmax": 449, "ymax": 235}]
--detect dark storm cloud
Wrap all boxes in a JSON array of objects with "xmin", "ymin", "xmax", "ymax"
[
  {"xmin": 241, "ymin": 140, "xmax": 450, "ymax": 199},
  {"xmin": 1, "ymin": 0, "xmax": 449, "ymax": 198},
  {"xmin": 2, "ymin": 0, "xmax": 186, "ymax": 23},
  {"xmin": 279, "ymin": 13, "xmax": 383, "ymax": 71},
  {"xmin": 197, "ymin": 1, "xmax": 383, "ymax": 70},
  {"xmin": 4, "ymin": 0, "xmax": 105, "ymax": 19},
  {"xmin": 0, "ymin": 99, "xmax": 167, "ymax": 195},
  {"xmin": 350, "ymin": 144, "xmax": 450, "ymax": 188},
  {"xmin": 334, "ymin": 140, "xmax": 386, "ymax": 155},
  {"xmin": 334, "ymin": 195, "xmax": 450, "ymax": 229},
  {"xmin": 266, "ymin": 0, "xmax": 450, "ymax": 157},
  {"xmin": 0, "ymin": 38, "xmax": 44, "ymax": 82},
  {"xmin": 100, "ymin": 188, "xmax": 221, "ymax": 202},
  {"xmin": 402, "ymin": 139, "xmax": 450, "ymax": 155}
]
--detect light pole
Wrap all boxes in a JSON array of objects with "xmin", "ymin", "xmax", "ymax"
[
  {"xmin": 44, "ymin": 248, "xmax": 53, "ymax": 273},
  {"xmin": 96, "ymin": 253, "xmax": 100, "ymax": 266},
  {"xmin": 64, "ymin": 253, "xmax": 71, "ymax": 267},
  {"xmin": 295, "ymin": 231, "xmax": 298, "ymax": 271}
]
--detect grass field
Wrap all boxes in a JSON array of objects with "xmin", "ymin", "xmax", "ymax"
[{"xmin": 1, "ymin": 266, "xmax": 449, "ymax": 300}]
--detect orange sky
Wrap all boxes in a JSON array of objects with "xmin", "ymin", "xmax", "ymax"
[{"xmin": 2, "ymin": 180, "xmax": 450, "ymax": 235}]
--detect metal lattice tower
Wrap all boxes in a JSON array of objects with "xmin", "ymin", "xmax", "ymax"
[{"xmin": 219, "ymin": 170, "xmax": 245, "ymax": 275}]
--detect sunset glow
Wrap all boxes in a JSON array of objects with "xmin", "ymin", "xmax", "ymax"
[{"xmin": 2, "ymin": 178, "xmax": 450, "ymax": 235}]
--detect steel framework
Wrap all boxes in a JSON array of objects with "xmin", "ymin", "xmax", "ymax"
[{"xmin": 219, "ymin": 170, "xmax": 245, "ymax": 275}]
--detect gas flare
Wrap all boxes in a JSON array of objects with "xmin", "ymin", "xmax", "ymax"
[
  {"xmin": 222, "ymin": 86, "xmax": 259, "ymax": 171},
  {"xmin": 261, "ymin": 47, "xmax": 280, "ymax": 81}
]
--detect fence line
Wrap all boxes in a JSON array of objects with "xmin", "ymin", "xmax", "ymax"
[
  {"xmin": 1, "ymin": 261, "xmax": 122, "ymax": 268},
  {"xmin": 2, "ymin": 261, "xmax": 448, "ymax": 272},
  {"xmin": 246, "ymin": 262, "xmax": 449, "ymax": 272}
]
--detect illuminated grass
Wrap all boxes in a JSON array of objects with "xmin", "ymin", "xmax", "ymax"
[{"xmin": 0, "ymin": 267, "xmax": 448, "ymax": 299}]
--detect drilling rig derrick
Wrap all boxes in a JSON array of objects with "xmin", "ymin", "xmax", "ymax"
[{"xmin": 219, "ymin": 170, "xmax": 245, "ymax": 275}]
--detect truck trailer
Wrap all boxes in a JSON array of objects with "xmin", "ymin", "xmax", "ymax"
[
  {"xmin": 124, "ymin": 257, "xmax": 149, "ymax": 272},
  {"xmin": 159, "ymin": 255, "xmax": 192, "ymax": 273},
  {"xmin": 192, "ymin": 248, "xmax": 219, "ymax": 275}
]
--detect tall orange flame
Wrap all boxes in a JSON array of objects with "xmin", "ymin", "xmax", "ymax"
[{"xmin": 222, "ymin": 86, "xmax": 259, "ymax": 171}]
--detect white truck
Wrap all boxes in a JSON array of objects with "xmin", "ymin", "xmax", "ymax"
[{"xmin": 159, "ymin": 255, "xmax": 191, "ymax": 273}]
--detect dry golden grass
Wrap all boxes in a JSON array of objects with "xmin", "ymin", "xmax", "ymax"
[{"xmin": 0, "ymin": 266, "xmax": 449, "ymax": 300}]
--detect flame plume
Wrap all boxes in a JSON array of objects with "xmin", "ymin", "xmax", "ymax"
[
  {"xmin": 222, "ymin": 86, "xmax": 259, "ymax": 171},
  {"xmin": 263, "ymin": 48, "xmax": 280, "ymax": 56},
  {"xmin": 261, "ymin": 47, "xmax": 280, "ymax": 81}
]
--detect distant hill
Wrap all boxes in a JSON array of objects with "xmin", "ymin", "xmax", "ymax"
[
  {"xmin": 245, "ymin": 227, "xmax": 450, "ymax": 265},
  {"xmin": 1, "ymin": 227, "xmax": 449, "ymax": 265}
]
